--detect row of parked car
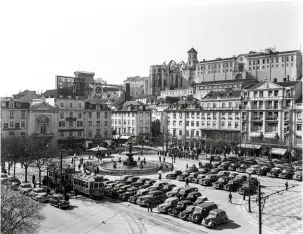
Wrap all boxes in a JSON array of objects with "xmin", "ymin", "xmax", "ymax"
[
  {"xmin": 1, "ymin": 173, "xmax": 70, "ymax": 209},
  {"xmin": 103, "ymin": 175, "xmax": 228, "ymax": 229}
]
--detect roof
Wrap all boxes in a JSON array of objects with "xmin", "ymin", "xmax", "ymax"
[
  {"xmin": 196, "ymin": 78, "xmax": 256, "ymax": 86},
  {"xmin": 124, "ymin": 76, "xmax": 148, "ymax": 83},
  {"xmin": 188, "ymin": 48, "xmax": 197, "ymax": 53},
  {"xmin": 203, "ymin": 90, "xmax": 241, "ymax": 99},
  {"xmin": 197, "ymin": 202, "xmax": 215, "ymax": 208},
  {"xmin": 276, "ymin": 81, "xmax": 299, "ymax": 87},
  {"xmin": 42, "ymin": 89, "xmax": 57, "ymax": 97}
]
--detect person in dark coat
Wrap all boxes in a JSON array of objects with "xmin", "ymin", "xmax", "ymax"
[
  {"xmin": 147, "ymin": 202, "xmax": 153, "ymax": 212},
  {"xmin": 285, "ymin": 181, "xmax": 289, "ymax": 191},
  {"xmin": 185, "ymin": 177, "xmax": 189, "ymax": 187},
  {"xmin": 228, "ymin": 192, "xmax": 233, "ymax": 203},
  {"xmin": 159, "ymin": 173, "xmax": 162, "ymax": 180}
]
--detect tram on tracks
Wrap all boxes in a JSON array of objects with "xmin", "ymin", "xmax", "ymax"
[{"xmin": 72, "ymin": 174, "xmax": 107, "ymax": 199}]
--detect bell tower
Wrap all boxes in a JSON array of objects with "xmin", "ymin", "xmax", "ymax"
[{"xmin": 187, "ymin": 48, "xmax": 198, "ymax": 68}]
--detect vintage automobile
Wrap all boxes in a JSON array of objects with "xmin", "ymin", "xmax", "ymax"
[
  {"xmin": 186, "ymin": 191, "xmax": 202, "ymax": 202},
  {"xmin": 116, "ymin": 184, "xmax": 133, "ymax": 196},
  {"xmin": 165, "ymin": 170, "xmax": 183, "ymax": 179},
  {"xmin": 19, "ymin": 182, "xmax": 33, "ymax": 195},
  {"xmin": 166, "ymin": 186, "xmax": 184, "ymax": 198},
  {"xmin": 238, "ymin": 181, "xmax": 257, "ymax": 195},
  {"xmin": 200, "ymin": 174, "xmax": 219, "ymax": 186},
  {"xmin": 217, "ymin": 171, "xmax": 230, "ymax": 177},
  {"xmin": 8, "ymin": 177, "xmax": 21, "ymax": 190},
  {"xmin": 236, "ymin": 164, "xmax": 247, "ymax": 173},
  {"xmin": 267, "ymin": 168, "xmax": 283, "ymax": 178},
  {"xmin": 234, "ymin": 174, "xmax": 247, "ymax": 183},
  {"xmin": 157, "ymin": 197, "xmax": 179, "ymax": 214},
  {"xmin": 228, "ymin": 163, "xmax": 240, "ymax": 171},
  {"xmin": 257, "ymin": 166, "xmax": 271, "ymax": 176},
  {"xmin": 148, "ymin": 181, "xmax": 168, "ymax": 191},
  {"xmin": 29, "ymin": 188, "xmax": 49, "ymax": 203},
  {"xmin": 112, "ymin": 183, "xmax": 128, "ymax": 193},
  {"xmin": 229, "ymin": 172, "xmax": 239, "ymax": 179},
  {"xmin": 139, "ymin": 180, "xmax": 157, "ymax": 189},
  {"xmin": 169, "ymin": 200, "xmax": 193, "ymax": 217},
  {"xmin": 188, "ymin": 172, "xmax": 199, "ymax": 183},
  {"xmin": 201, "ymin": 209, "xmax": 228, "ymax": 228},
  {"xmin": 213, "ymin": 176, "xmax": 231, "ymax": 190},
  {"xmin": 193, "ymin": 196, "xmax": 208, "ymax": 206},
  {"xmin": 224, "ymin": 178, "xmax": 243, "ymax": 191},
  {"xmin": 105, "ymin": 182, "xmax": 119, "ymax": 195},
  {"xmin": 177, "ymin": 187, "xmax": 198, "ymax": 200},
  {"xmin": 218, "ymin": 161, "xmax": 232, "ymax": 170},
  {"xmin": 191, "ymin": 202, "xmax": 218, "ymax": 224},
  {"xmin": 188, "ymin": 165, "xmax": 199, "ymax": 173},
  {"xmin": 179, "ymin": 205, "xmax": 196, "ymax": 221},
  {"xmin": 209, "ymin": 168, "xmax": 220, "ymax": 174},
  {"xmin": 293, "ymin": 171, "xmax": 302, "ymax": 181},
  {"xmin": 162, "ymin": 183, "xmax": 177, "ymax": 193},
  {"xmin": 122, "ymin": 176, "xmax": 140, "ymax": 185},
  {"xmin": 131, "ymin": 178, "xmax": 151, "ymax": 187},
  {"xmin": 198, "ymin": 168, "xmax": 210, "ymax": 174},
  {"xmin": 177, "ymin": 171, "xmax": 191, "ymax": 181},
  {"xmin": 129, "ymin": 188, "xmax": 149, "ymax": 203},
  {"xmin": 49, "ymin": 193, "xmax": 69, "ymax": 209},
  {"xmin": 246, "ymin": 165, "xmax": 261, "ymax": 174},
  {"xmin": 119, "ymin": 186, "xmax": 139, "ymax": 201},
  {"xmin": 193, "ymin": 174, "xmax": 207, "ymax": 184},
  {"xmin": 137, "ymin": 190, "xmax": 166, "ymax": 207},
  {"xmin": 278, "ymin": 169, "xmax": 294, "ymax": 179},
  {"xmin": 115, "ymin": 175, "xmax": 133, "ymax": 183}
]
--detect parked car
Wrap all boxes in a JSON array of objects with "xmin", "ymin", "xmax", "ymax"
[
  {"xmin": 213, "ymin": 176, "xmax": 231, "ymax": 190},
  {"xmin": 105, "ymin": 182, "xmax": 119, "ymax": 195},
  {"xmin": 293, "ymin": 172, "xmax": 302, "ymax": 181},
  {"xmin": 148, "ymin": 181, "xmax": 168, "ymax": 191},
  {"xmin": 191, "ymin": 202, "xmax": 218, "ymax": 224},
  {"xmin": 8, "ymin": 177, "xmax": 21, "ymax": 190},
  {"xmin": 131, "ymin": 178, "xmax": 151, "ymax": 187},
  {"xmin": 166, "ymin": 186, "xmax": 183, "ymax": 198},
  {"xmin": 246, "ymin": 165, "xmax": 260, "ymax": 174},
  {"xmin": 177, "ymin": 187, "xmax": 198, "ymax": 200},
  {"xmin": 49, "ymin": 193, "xmax": 69, "ymax": 209},
  {"xmin": 188, "ymin": 172, "xmax": 199, "ymax": 183},
  {"xmin": 30, "ymin": 188, "xmax": 49, "ymax": 203},
  {"xmin": 257, "ymin": 166, "xmax": 271, "ymax": 176},
  {"xmin": 137, "ymin": 190, "xmax": 166, "ymax": 207},
  {"xmin": 201, "ymin": 209, "xmax": 228, "ymax": 228},
  {"xmin": 193, "ymin": 174, "xmax": 207, "ymax": 184},
  {"xmin": 278, "ymin": 170, "xmax": 294, "ymax": 179},
  {"xmin": 119, "ymin": 186, "xmax": 139, "ymax": 201},
  {"xmin": 139, "ymin": 180, "xmax": 156, "ymax": 189},
  {"xmin": 115, "ymin": 175, "xmax": 133, "ymax": 183},
  {"xmin": 238, "ymin": 181, "xmax": 257, "ymax": 195},
  {"xmin": 188, "ymin": 165, "xmax": 199, "ymax": 173},
  {"xmin": 218, "ymin": 161, "xmax": 231, "ymax": 170},
  {"xmin": 116, "ymin": 184, "xmax": 133, "ymax": 195},
  {"xmin": 157, "ymin": 197, "xmax": 179, "ymax": 214},
  {"xmin": 122, "ymin": 176, "xmax": 140, "ymax": 185},
  {"xmin": 229, "ymin": 172, "xmax": 239, "ymax": 179},
  {"xmin": 267, "ymin": 168, "xmax": 283, "ymax": 178},
  {"xmin": 217, "ymin": 171, "xmax": 230, "ymax": 177},
  {"xmin": 198, "ymin": 168, "xmax": 210, "ymax": 174},
  {"xmin": 209, "ymin": 168, "xmax": 220, "ymax": 174},
  {"xmin": 200, "ymin": 174, "xmax": 218, "ymax": 186},
  {"xmin": 179, "ymin": 205, "xmax": 196, "ymax": 220},
  {"xmin": 193, "ymin": 196, "xmax": 208, "ymax": 206},
  {"xmin": 224, "ymin": 178, "xmax": 243, "ymax": 191},
  {"xmin": 165, "ymin": 170, "xmax": 183, "ymax": 179},
  {"xmin": 129, "ymin": 188, "xmax": 149, "ymax": 203},
  {"xmin": 186, "ymin": 191, "xmax": 202, "ymax": 202},
  {"xmin": 228, "ymin": 163, "xmax": 240, "ymax": 171},
  {"xmin": 177, "ymin": 171, "xmax": 190, "ymax": 181},
  {"xmin": 162, "ymin": 183, "xmax": 177, "ymax": 193},
  {"xmin": 236, "ymin": 164, "xmax": 247, "ymax": 173},
  {"xmin": 19, "ymin": 182, "xmax": 33, "ymax": 195},
  {"xmin": 113, "ymin": 183, "xmax": 128, "ymax": 192},
  {"xmin": 169, "ymin": 200, "xmax": 193, "ymax": 217},
  {"xmin": 234, "ymin": 174, "xmax": 247, "ymax": 182}
]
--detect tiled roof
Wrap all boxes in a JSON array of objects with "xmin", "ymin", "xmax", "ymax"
[
  {"xmin": 276, "ymin": 81, "xmax": 299, "ymax": 87},
  {"xmin": 197, "ymin": 79, "xmax": 255, "ymax": 86},
  {"xmin": 42, "ymin": 89, "xmax": 57, "ymax": 97},
  {"xmin": 188, "ymin": 48, "xmax": 197, "ymax": 53},
  {"xmin": 203, "ymin": 90, "xmax": 241, "ymax": 99}
]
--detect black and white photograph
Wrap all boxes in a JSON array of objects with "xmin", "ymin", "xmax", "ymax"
[{"xmin": 0, "ymin": 0, "xmax": 302, "ymax": 234}]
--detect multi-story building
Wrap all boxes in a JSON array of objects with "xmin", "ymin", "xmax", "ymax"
[
  {"xmin": 84, "ymin": 101, "xmax": 111, "ymax": 147},
  {"xmin": 160, "ymin": 88, "xmax": 194, "ymax": 98},
  {"xmin": 111, "ymin": 101, "xmax": 151, "ymax": 136},
  {"xmin": 1, "ymin": 98, "xmax": 31, "ymax": 138},
  {"xmin": 293, "ymin": 98, "xmax": 302, "ymax": 150},
  {"xmin": 123, "ymin": 76, "xmax": 150, "ymax": 98}
]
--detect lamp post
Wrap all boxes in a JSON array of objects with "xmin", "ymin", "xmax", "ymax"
[{"xmin": 60, "ymin": 149, "xmax": 63, "ymax": 193}]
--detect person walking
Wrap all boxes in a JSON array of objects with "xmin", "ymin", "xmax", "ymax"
[
  {"xmin": 243, "ymin": 192, "xmax": 246, "ymax": 200},
  {"xmin": 228, "ymin": 192, "xmax": 233, "ymax": 204},
  {"xmin": 147, "ymin": 203, "xmax": 153, "ymax": 212},
  {"xmin": 285, "ymin": 181, "xmax": 289, "ymax": 191},
  {"xmin": 159, "ymin": 173, "xmax": 162, "ymax": 180},
  {"xmin": 185, "ymin": 177, "xmax": 189, "ymax": 187}
]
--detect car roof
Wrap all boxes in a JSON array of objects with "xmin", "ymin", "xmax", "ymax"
[
  {"xmin": 166, "ymin": 197, "xmax": 179, "ymax": 202},
  {"xmin": 197, "ymin": 202, "xmax": 215, "ymax": 208},
  {"xmin": 149, "ymin": 190, "xmax": 162, "ymax": 194},
  {"xmin": 210, "ymin": 208, "xmax": 225, "ymax": 213},
  {"xmin": 180, "ymin": 187, "xmax": 196, "ymax": 191},
  {"xmin": 188, "ymin": 191, "xmax": 200, "ymax": 195},
  {"xmin": 179, "ymin": 200, "xmax": 193, "ymax": 204},
  {"xmin": 52, "ymin": 193, "xmax": 64, "ymax": 197}
]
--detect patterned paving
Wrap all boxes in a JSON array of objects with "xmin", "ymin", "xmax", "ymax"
[{"xmin": 245, "ymin": 185, "xmax": 302, "ymax": 234}]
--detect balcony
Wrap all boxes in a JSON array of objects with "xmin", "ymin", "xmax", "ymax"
[
  {"xmin": 33, "ymin": 133, "xmax": 54, "ymax": 137},
  {"xmin": 251, "ymin": 116, "xmax": 263, "ymax": 121},
  {"xmin": 266, "ymin": 116, "xmax": 278, "ymax": 121},
  {"xmin": 251, "ymin": 105, "xmax": 264, "ymax": 110}
]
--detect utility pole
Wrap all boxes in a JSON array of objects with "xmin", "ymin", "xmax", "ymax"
[
  {"xmin": 60, "ymin": 150, "xmax": 63, "ymax": 193},
  {"xmin": 258, "ymin": 183, "xmax": 262, "ymax": 234}
]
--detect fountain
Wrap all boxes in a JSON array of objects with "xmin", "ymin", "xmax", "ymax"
[{"xmin": 123, "ymin": 140, "xmax": 137, "ymax": 166}]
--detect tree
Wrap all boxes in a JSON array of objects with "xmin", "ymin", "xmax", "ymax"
[
  {"xmin": 1, "ymin": 185, "xmax": 45, "ymax": 234},
  {"xmin": 1, "ymin": 137, "xmax": 21, "ymax": 178}
]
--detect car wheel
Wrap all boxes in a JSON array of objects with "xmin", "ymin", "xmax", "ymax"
[
  {"xmin": 210, "ymin": 222, "xmax": 215, "ymax": 228},
  {"xmin": 223, "ymin": 218, "xmax": 227, "ymax": 224}
]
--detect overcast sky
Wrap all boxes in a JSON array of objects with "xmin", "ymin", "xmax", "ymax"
[{"xmin": 0, "ymin": 0, "xmax": 302, "ymax": 97}]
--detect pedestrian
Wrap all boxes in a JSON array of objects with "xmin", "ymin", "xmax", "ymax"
[
  {"xmin": 163, "ymin": 157, "xmax": 165, "ymax": 163},
  {"xmin": 147, "ymin": 203, "xmax": 153, "ymax": 212},
  {"xmin": 159, "ymin": 156, "xmax": 161, "ymax": 162},
  {"xmin": 32, "ymin": 175, "xmax": 36, "ymax": 185},
  {"xmin": 285, "ymin": 181, "xmax": 288, "ymax": 191},
  {"xmin": 159, "ymin": 173, "xmax": 162, "ymax": 180},
  {"xmin": 243, "ymin": 192, "xmax": 246, "ymax": 200},
  {"xmin": 229, "ymin": 192, "xmax": 233, "ymax": 203},
  {"xmin": 71, "ymin": 158, "xmax": 73, "ymax": 164},
  {"xmin": 185, "ymin": 177, "xmax": 189, "ymax": 187},
  {"xmin": 186, "ymin": 164, "xmax": 188, "ymax": 169}
]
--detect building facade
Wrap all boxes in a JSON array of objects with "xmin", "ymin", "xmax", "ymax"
[{"xmin": 123, "ymin": 76, "xmax": 150, "ymax": 99}]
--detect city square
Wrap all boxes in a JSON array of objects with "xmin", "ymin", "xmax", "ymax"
[{"xmin": 1, "ymin": 1, "xmax": 302, "ymax": 234}]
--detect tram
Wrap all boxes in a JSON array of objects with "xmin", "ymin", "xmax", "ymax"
[{"xmin": 72, "ymin": 174, "xmax": 107, "ymax": 199}]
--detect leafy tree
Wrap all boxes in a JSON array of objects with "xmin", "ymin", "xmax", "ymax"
[
  {"xmin": 1, "ymin": 185, "xmax": 45, "ymax": 234},
  {"xmin": 1, "ymin": 137, "xmax": 21, "ymax": 178}
]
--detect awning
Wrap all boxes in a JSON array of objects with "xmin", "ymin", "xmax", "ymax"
[
  {"xmin": 249, "ymin": 132, "xmax": 262, "ymax": 137},
  {"xmin": 264, "ymin": 133, "xmax": 278, "ymax": 139},
  {"xmin": 238, "ymin": 144, "xmax": 262, "ymax": 149},
  {"xmin": 270, "ymin": 148, "xmax": 287, "ymax": 155}
]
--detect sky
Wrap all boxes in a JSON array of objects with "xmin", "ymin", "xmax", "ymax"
[{"xmin": 0, "ymin": 0, "xmax": 302, "ymax": 97}]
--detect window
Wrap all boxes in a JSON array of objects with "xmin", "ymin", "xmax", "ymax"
[
  {"xmin": 78, "ymin": 103, "xmax": 81, "ymax": 108},
  {"xmin": 95, "ymin": 121, "xmax": 99, "ymax": 127},
  {"xmin": 77, "ymin": 131, "xmax": 82, "ymax": 137},
  {"xmin": 69, "ymin": 121, "xmax": 73, "ymax": 127},
  {"xmin": 88, "ymin": 130, "xmax": 92, "ymax": 137},
  {"xmin": 179, "ymin": 130, "xmax": 182, "ymax": 136},
  {"xmin": 96, "ymin": 105, "xmax": 100, "ymax": 110},
  {"xmin": 207, "ymin": 121, "xmax": 210, "ymax": 127},
  {"xmin": 140, "ymin": 112, "xmax": 143, "ymax": 117},
  {"xmin": 105, "ymin": 112, "xmax": 108, "ymax": 118},
  {"xmin": 274, "ymin": 90, "xmax": 278, "ymax": 97},
  {"xmin": 78, "ymin": 113, "xmax": 82, "ymax": 119},
  {"xmin": 60, "ymin": 112, "xmax": 64, "ymax": 118},
  {"xmin": 196, "ymin": 121, "xmax": 199, "ymax": 127},
  {"xmin": 3, "ymin": 123, "xmax": 8, "ymax": 128},
  {"xmin": 191, "ymin": 121, "xmax": 194, "ymax": 126},
  {"xmin": 9, "ymin": 102, "xmax": 14, "ymax": 108},
  {"xmin": 20, "ymin": 121, "xmax": 25, "ymax": 128},
  {"xmin": 69, "ymin": 112, "xmax": 73, "ymax": 117},
  {"xmin": 60, "ymin": 103, "xmax": 64, "ymax": 108},
  {"xmin": 173, "ymin": 121, "xmax": 176, "ymax": 127},
  {"xmin": 77, "ymin": 121, "xmax": 83, "ymax": 127},
  {"xmin": 173, "ymin": 113, "xmax": 176, "ymax": 118},
  {"xmin": 10, "ymin": 121, "xmax": 14, "ymax": 128},
  {"xmin": 104, "ymin": 130, "xmax": 108, "ymax": 137},
  {"xmin": 145, "ymin": 112, "xmax": 149, "ymax": 117},
  {"xmin": 191, "ymin": 130, "xmax": 194, "ymax": 137},
  {"xmin": 213, "ymin": 121, "xmax": 216, "ymax": 127},
  {"xmin": 132, "ymin": 120, "xmax": 135, "ymax": 125},
  {"xmin": 96, "ymin": 129, "xmax": 100, "ymax": 135},
  {"xmin": 179, "ymin": 113, "xmax": 183, "ymax": 118},
  {"xmin": 105, "ymin": 121, "xmax": 108, "ymax": 126},
  {"xmin": 235, "ymin": 122, "xmax": 239, "ymax": 128},
  {"xmin": 40, "ymin": 124, "xmax": 46, "ymax": 134},
  {"xmin": 297, "ymin": 125, "xmax": 302, "ymax": 131},
  {"xmin": 21, "ymin": 132, "xmax": 26, "ymax": 136},
  {"xmin": 69, "ymin": 103, "xmax": 72, "ymax": 108},
  {"xmin": 20, "ymin": 111, "xmax": 26, "ymax": 118},
  {"xmin": 60, "ymin": 132, "xmax": 64, "ymax": 137},
  {"xmin": 186, "ymin": 121, "xmax": 189, "ymax": 126},
  {"xmin": 69, "ymin": 131, "xmax": 73, "ymax": 137},
  {"xmin": 15, "ymin": 123, "xmax": 20, "ymax": 128},
  {"xmin": 9, "ymin": 111, "xmax": 14, "ymax": 118},
  {"xmin": 196, "ymin": 131, "xmax": 199, "ymax": 136},
  {"xmin": 9, "ymin": 132, "xmax": 14, "ymax": 136},
  {"xmin": 268, "ymin": 91, "xmax": 272, "ymax": 97},
  {"xmin": 97, "ymin": 112, "xmax": 100, "ymax": 119},
  {"xmin": 267, "ymin": 123, "xmax": 278, "ymax": 132},
  {"xmin": 228, "ymin": 122, "xmax": 232, "ymax": 128},
  {"xmin": 88, "ymin": 112, "xmax": 92, "ymax": 118},
  {"xmin": 179, "ymin": 121, "xmax": 182, "ymax": 126},
  {"xmin": 260, "ymin": 91, "xmax": 263, "ymax": 97},
  {"xmin": 59, "ymin": 121, "xmax": 65, "ymax": 127}
]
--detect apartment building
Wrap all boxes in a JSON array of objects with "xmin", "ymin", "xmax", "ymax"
[{"xmin": 111, "ymin": 101, "xmax": 151, "ymax": 136}]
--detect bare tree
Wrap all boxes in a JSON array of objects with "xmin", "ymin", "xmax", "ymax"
[
  {"xmin": 1, "ymin": 137, "xmax": 21, "ymax": 177},
  {"xmin": 1, "ymin": 185, "xmax": 45, "ymax": 234}
]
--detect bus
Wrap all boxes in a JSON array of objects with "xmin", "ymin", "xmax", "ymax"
[{"xmin": 72, "ymin": 174, "xmax": 107, "ymax": 199}]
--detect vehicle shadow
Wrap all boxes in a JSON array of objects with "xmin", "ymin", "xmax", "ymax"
[
  {"xmin": 213, "ymin": 220, "xmax": 241, "ymax": 230},
  {"xmin": 66, "ymin": 205, "xmax": 78, "ymax": 210}
]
